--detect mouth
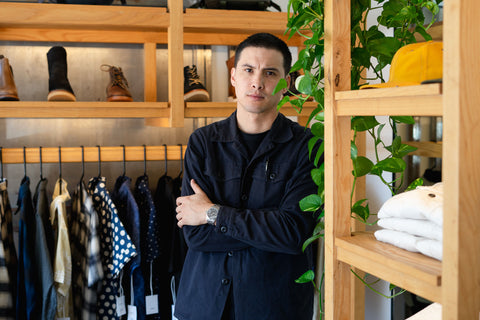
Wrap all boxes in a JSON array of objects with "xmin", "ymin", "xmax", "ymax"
[{"xmin": 247, "ymin": 93, "xmax": 264, "ymax": 100}]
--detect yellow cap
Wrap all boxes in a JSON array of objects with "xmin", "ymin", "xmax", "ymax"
[{"xmin": 360, "ymin": 41, "xmax": 443, "ymax": 89}]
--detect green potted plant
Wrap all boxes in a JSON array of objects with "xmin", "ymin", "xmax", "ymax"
[{"xmin": 274, "ymin": 0, "xmax": 443, "ymax": 317}]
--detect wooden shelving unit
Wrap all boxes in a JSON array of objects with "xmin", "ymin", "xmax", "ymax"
[
  {"xmin": 324, "ymin": 0, "xmax": 480, "ymax": 319},
  {"xmin": 0, "ymin": 1, "xmax": 313, "ymax": 125}
]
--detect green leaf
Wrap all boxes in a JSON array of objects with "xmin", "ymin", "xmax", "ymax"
[
  {"xmin": 314, "ymin": 141, "xmax": 325, "ymax": 167},
  {"xmin": 311, "ymin": 121, "xmax": 324, "ymax": 138},
  {"xmin": 352, "ymin": 199, "xmax": 370, "ymax": 222},
  {"xmin": 311, "ymin": 167, "xmax": 324, "ymax": 187},
  {"xmin": 302, "ymin": 232, "xmax": 323, "ymax": 252},
  {"xmin": 277, "ymin": 95, "xmax": 290, "ymax": 111},
  {"xmin": 295, "ymin": 270, "xmax": 315, "ymax": 284},
  {"xmin": 374, "ymin": 157, "xmax": 406, "ymax": 173},
  {"xmin": 406, "ymin": 177, "xmax": 424, "ymax": 191},
  {"xmin": 353, "ymin": 156, "xmax": 374, "ymax": 177},
  {"xmin": 308, "ymin": 136, "xmax": 321, "ymax": 161},
  {"xmin": 273, "ymin": 78, "xmax": 288, "ymax": 95},
  {"xmin": 351, "ymin": 141, "xmax": 358, "ymax": 161},
  {"xmin": 300, "ymin": 194, "xmax": 323, "ymax": 212},
  {"xmin": 391, "ymin": 115, "xmax": 415, "ymax": 125},
  {"xmin": 352, "ymin": 116, "xmax": 380, "ymax": 131},
  {"xmin": 395, "ymin": 143, "xmax": 418, "ymax": 158}
]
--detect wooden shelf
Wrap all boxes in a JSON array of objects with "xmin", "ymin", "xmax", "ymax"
[
  {"xmin": 405, "ymin": 141, "xmax": 443, "ymax": 158},
  {"xmin": 0, "ymin": 3, "xmax": 169, "ymax": 32},
  {"xmin": 0, "ymin": 101, "xmax": 169, "ymax": 118},
  {"xmin": 335, "ymin": 84, "xmax": 443, "ymax": 117},
  {"xmin": 336, "ymin": 232, "xmax": 442, "ymax": 303}
]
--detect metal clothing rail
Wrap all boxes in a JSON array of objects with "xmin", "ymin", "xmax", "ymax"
[{"xmin": 0, "ymin": 145, "xmax": 186, "ymax": 164}]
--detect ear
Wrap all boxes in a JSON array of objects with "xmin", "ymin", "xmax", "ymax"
[
  {"xmin": 230, "ymin": 67, "xmax": 236, "ymax": 87},
  {"xmin": 283, "ymin": 73, "xmax": 292, "ymax": 94}
]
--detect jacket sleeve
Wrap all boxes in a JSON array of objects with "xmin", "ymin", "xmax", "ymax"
[
  {"xmin": 181, "ymin": 132, "xmax": 251, "ymax": 252},
  {"xmin": 214, "ymin": 136, "xmax": 319, "ymax": 255}
]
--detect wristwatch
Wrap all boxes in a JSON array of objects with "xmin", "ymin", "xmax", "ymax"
[{"xmin": 206, "ymin": 204, "xmax": 220, "ymax": 225}]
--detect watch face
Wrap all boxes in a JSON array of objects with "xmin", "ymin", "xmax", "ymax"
[{"xmin": 207, "ymin": 205, "xmax": 219, "ymax": 224}]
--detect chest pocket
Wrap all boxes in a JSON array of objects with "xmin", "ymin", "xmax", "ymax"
[
  {"xmin": 250, "ymin": 160, "xmax": 291, "ymax": 207},
  {"xmin": 204, "ymin": 160, "xmax": 242, "ymax": 205}
]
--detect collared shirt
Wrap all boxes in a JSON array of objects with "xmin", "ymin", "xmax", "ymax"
[
  {"xmin": 0, "ymin": 179, "xmax": 15, "ymax": 319},
  {"xmin": 50, "ymin": 178, "xmax": 73, "ymax": 319},
  {"xmin": 88, "ymin": 176, "xmax": 136, "ymax": 320},
  {"xmin": 174, "ymin": 112, "xmax": 319, "ymax": 320},
  {"xmin": 71, "ymin": 180, "xmax": 103, "ymax": 320}
]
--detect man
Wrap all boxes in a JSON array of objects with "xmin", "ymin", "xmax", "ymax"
[{"xmin": 174, "ymin": 33, "xmax": 319, "ymax": 320}]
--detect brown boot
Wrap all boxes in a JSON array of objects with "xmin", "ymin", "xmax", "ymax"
[
  {"xmin": 101, "ymin": 64, "xmax": 133, "ymax": 102},
  {"xmin": 0, "ymin": 55, "xmax": 19, "ymax": 101}
]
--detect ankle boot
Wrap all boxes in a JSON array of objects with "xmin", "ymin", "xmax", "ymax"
[
  {"xmin": 184, "ymin": 65, "xmax": 210, "ymax": 102},
  {"xmin": 0, "ymin": 55, "xmax": 19, "ymax": 101},
  {"xmin": 47, "ymin": 46, "xmax": 76, "ymax": 101},
  {"xmin": 101, "ymin": 64, "xmax": 133, "ymax": 102}
]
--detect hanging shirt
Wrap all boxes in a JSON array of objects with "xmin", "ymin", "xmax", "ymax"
[
  {"xmin": 71, "ymin": 180, "xmax": 103, "ymax": 320},
  {"xmin": 154, "ymin": 174, "xmax": 187, "ymax": 320},
  {"xmin": 15, "ymin": 176, "xmax": 36, "ymax": 320},
  {"xmin": 88, "ymin": 176, "xmax": 136, "ymax": 320},
  {"xmin": 32, "ymin": 178, "xmax": 57, "ymax": 320},
  {"xmin": 112, "ymin": 175, "xmax": 146, "ymax": 320},
  {"xmin": 134, "ymin": 174, "xmax": 162, "ymax": 320},
  {"xmin": 50, "ymin": 178, "xmax": 73, "ymax": 319},
  {"xmin": 0, "ymin": 179, "xmax": 15, "ymax": 319}
]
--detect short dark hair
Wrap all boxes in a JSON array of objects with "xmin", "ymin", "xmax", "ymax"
[{"xmin": 234, "ymin": 33, "xmax": 292, "ymax": 75}]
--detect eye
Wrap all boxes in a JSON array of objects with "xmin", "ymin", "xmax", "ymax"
[
  {"xmin": 244, "ymin": 67, "xmax": 253, "ymax": 73},
  {"xmin": 265, "ymin": 70, "xmax": 276, "ymax": 76}
]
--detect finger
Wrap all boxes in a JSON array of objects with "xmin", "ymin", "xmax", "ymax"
[{"xmin": 190, "ymin": 179, "xmax": 206, "ymax": 195}]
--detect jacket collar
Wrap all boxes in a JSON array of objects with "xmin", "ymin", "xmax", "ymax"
[{"xmin": 212, "ymin": 111, "xmax": 293, "ymax": 144}]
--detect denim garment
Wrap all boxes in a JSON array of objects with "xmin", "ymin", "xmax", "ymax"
[
  {"xmin": 32, "ymin": 178, "xmax": 57, "ymax": 320},
  {"xmin": 0, "ymin": 178, "xmax": 17, "ymax": 318},
  {"xmin": 112, "ymin": 175, "xmax": 146, "ymax": 320},
  {"xmin": 134, "ymin": 175, "xmax": 162, "ymax": 320},
  {"xmin": 88, "ymin": 176, "xmax": 137, "ymax": 320},
  {"xmin": 174, "ymin": 112, "xmax": 319, "ymax": 320}
]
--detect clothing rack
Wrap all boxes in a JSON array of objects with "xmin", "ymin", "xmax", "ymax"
[{"xmin": 0, "ymin": 145, "xmax": 186, "ymax": 164}]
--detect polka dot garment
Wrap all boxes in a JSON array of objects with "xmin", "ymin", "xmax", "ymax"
[{"xmin": 88, "ymin": 177, "xmax": 137, "ymax": 320}]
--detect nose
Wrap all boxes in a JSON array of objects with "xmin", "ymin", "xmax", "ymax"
[{"xmin": 251, "ymin": 74, "xmax": 264, "ymax": 90}]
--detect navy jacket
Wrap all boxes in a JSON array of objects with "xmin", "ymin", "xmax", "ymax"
[{"xmin": 174, "ymin": 112, "xmax": 319, "ymax": 320}]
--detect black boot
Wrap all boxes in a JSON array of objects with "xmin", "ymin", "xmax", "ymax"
[
  {"xmin": 184, "ymin": 65, "xmax": 210, "ymax": 102},
  {"xmin": 47, "ymin": 46, "xmax": 76, "ymax": 101}
]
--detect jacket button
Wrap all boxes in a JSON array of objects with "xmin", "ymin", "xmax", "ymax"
[
  {"xmin": 227, "ymin": 251, "xmax": 233, "ymax": 257},
  {"xmin": 222, "ymin": 278, "xmax": 230, "ymax": 285},
  {"xmin": 241, "ymin": 194, "xmax": 248, "ymax": 201},
  {"xmin": 220, "ymin": 226, "xmax": 228, "ymax": 233},
  {"xmin": 269, "ymin": 173, "xmax": 276, "ymax": 180}
]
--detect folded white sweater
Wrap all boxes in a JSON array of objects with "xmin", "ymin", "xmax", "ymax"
[
  {"xmin": 377, "ymin": 217, "xmax": 442, "ymax": 241},
  {"xmin": 377, "ymin": 183, "xmax": 443, "ymax": 226},
  {"xmin": 374, "ymin": 229, "xmax": 442, "ymax": 261}
]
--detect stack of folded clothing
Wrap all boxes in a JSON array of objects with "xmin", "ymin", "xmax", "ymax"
[{"xmin": 374, "ymin": 182, "xmax": 443, "ymax": 260}]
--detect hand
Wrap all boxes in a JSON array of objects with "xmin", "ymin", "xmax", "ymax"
[{"xmin": 176, "ymin": 179, "xmax": 213, "ymax": 228}]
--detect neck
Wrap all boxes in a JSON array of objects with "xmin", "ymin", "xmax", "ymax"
[{"xmin": 236, "ymin": 109, "xmax": 278, "ymax": 134}]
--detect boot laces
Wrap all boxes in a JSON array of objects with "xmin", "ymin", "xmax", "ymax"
[
  {"xmin": 186, "ymin": 66, "xmax": 203, "ymax": 86},
  {"xmin": 101, "ymin": 64, "xmax": 129, "ymax": 88}
]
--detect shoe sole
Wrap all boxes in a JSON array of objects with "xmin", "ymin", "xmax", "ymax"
[
  {"xmin": 48, "ymin": 89, "xmax": 76, "ymax": 101},
  {"xmin": 0, "ymin": 95, "xmax": 19, "ymax": 101},
  {"xmin": 107, "ymin": 95, "xmax": 133, "ymax": 102},
  {"xmin": 184, "ymin": 89, "xmax": 210, "ymax": 102}
]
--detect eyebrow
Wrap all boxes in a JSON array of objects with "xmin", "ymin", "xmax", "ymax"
[{"xmin": 240, "ymin": 63, "xmax": 281, "ymax": 73}]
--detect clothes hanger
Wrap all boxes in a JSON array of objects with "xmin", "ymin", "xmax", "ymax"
[
  {"xmin": 58, "ymin": 146, "xmax": 62, "ymax": 195},
  {"xmin": 80, "ymin": 145, "xmax": 85, "ymax": 183},
  {"xmin": 163, "ymin": 144, "xmax": 168, "ymax": 176},
  {"xmin": 39, "ymin": 146, "xmax": 43, "ymax": 180},
  {"xmin": 121, "ymin": 144, "xmax": 126, "ymax": 177},
  {"xmin": 23, "ymin": 146, "xmax": 27, "ymax": 180},
  {"xmin": 97, "ymin": 145, "xmax": 102, "ymax": 178},
  {"xmin": 0, "ymin": 146, "xmax": 3, "ymax": 181},
  {"xmin": 143, "ymin": 144, "xmax": 147, "ymax": 176},
  {"xmin": 177, "ymin": 144, "xmax": 183, "ymax": 179}
]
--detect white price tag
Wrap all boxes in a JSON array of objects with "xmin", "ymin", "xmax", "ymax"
[
  {"xmin": 145, "ymin": 294, "xmax": 159, "ymax": 315},
  {"xmin": 127, "ymin": 305, "xmax": 137, "ymax": 320},
  {"xmin": 116, "ymin": 295, "xmax": 127, "ymax": 317}
]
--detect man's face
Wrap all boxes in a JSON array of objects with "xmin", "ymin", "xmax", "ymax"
[{"xmin": 231, "ymin": 46, "xmax": 289, "ymax": 116}]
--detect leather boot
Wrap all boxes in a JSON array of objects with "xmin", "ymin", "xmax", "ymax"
[
  {"xmin": 101, "ymin": 64, "xmax": 133, "ymax": 102},
  {"xmin": 47, "ymin": 46, "xmax": 76, "ymax": 101},
  {"xmin": 0, "ymin": 55, "xmax": 19, "ymax": 101}
]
